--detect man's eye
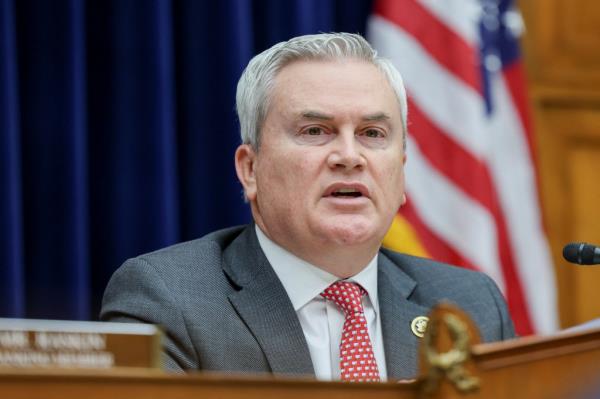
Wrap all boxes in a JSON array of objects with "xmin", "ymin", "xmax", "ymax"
[
  {"xmin": 295, "ymin": 126, "xmax": 334, "ymax": 145},
  {"xmin": 363, "ymin": 129, "xmax": 384, "ymax": 138},
  {"xmin": 305, "ymin": 127, "xmax": 324, "ymax": 135}
]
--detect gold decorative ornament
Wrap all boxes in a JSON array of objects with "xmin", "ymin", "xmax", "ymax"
[{"xmin": 422, "ymin": 313, "xmax": 480, "ymax": 394}]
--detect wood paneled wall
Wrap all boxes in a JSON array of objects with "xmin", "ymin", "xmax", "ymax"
[{"xmin": 520, "ymin": 0, "xmax": 600, "ymax": 327}]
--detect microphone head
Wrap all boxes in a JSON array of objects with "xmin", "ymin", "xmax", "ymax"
[
  {"xmin": 563, "ymin": 242, "xmax": 597, "ymax": 265},
  {"xmin": 580, "ymin": 244, "xmax": 598, "ymax": 265},
  {"xmin": 563, "ymin": 243, "xmax": 582, "ymax": 264}
]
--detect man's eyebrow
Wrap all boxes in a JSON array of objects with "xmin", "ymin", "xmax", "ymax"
[
  {"xmin": 362, "ymin": 112, "xmax": 390, "ymax": 122},
  {"xmin": 299, "ymin": 111, "xmax": 391, "ymax": 122},
  {"xmin": 300, "ymin": 111, "xmax": 334, "ymax": 121}
]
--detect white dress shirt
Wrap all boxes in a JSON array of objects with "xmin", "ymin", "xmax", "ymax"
[{"xmin": 255, "ymin": 226, "xmax": 388, "ymax": 381}]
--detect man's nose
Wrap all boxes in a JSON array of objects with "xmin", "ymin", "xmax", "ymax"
[{"xmin": 326, "ymin": 133, "xmax": 366, "ymax": 171}]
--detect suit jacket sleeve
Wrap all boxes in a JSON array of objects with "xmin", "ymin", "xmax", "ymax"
[
  {"xmin": 100, "ymin": 257, "xmax": 198, "ymax": 371},
  {"xmin": 480, "ymin": 272, "xmax": 517, "ymax": 339}
]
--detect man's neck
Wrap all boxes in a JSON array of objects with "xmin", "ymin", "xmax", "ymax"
[{"xmin": 254, "ymin": 224, "xmax": 379, "ymax": 278}]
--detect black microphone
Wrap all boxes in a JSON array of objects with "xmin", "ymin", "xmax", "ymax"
[{"xmin": 563, "ymin": 242, "xmax": 600, "ymax": 265}]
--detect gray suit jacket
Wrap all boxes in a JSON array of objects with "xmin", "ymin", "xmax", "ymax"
[{"xmin": 101, "ymin": 225, "xmax": 515, "ymax": 380}]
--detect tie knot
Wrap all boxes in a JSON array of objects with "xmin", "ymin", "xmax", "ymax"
[{"xmin": 321, "ymin": 281, "xmax": 366, "ymax": 316}]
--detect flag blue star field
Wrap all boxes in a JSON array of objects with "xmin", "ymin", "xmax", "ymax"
[{"xmin": 369, "ymin": 0, "xmax": 557, "ymax": 335}]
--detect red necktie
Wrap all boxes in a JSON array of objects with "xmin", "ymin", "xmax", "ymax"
[{"xmin": 321, "ymin": 281, "xmax": 381, "ymax": 382}]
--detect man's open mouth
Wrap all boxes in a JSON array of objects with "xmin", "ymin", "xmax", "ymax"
[
  {"xmin": 331, "ymin": 188, "xmax": 363, "ymax": 198},
  {"xmin": 325, "ymin": 183, "xmax": 369, "ymax": 199}
]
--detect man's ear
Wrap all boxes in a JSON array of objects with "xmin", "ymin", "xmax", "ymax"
[{"xmin": 234, "ymin": 144, "xmax": 257, "ymax": 201}]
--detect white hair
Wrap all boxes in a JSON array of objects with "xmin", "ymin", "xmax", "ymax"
[{"xmin": 235, "ymin": 32, "xmax": 408, "ymax": 149}]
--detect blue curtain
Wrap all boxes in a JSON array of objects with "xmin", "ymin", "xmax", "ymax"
[{"xmin": 0, "ymin": 0, "xmax": 373, "ymax": 320}]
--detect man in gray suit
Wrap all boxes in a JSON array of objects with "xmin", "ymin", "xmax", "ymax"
[{"xmin": 101, "ymin": 33, "xmax": 515, "ymax": 381}]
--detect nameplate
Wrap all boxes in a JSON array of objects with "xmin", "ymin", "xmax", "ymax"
[{"xmin": 0, "ymin": 319, "xmax": 161, "ymax": 369}]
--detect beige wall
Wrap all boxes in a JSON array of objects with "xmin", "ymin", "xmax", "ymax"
[{"xmin": 520, "ymin": 0, "xmax": 600, "ymax": 327}]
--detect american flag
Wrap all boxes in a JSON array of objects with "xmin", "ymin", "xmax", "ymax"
[{"xmin": 368, "ymin": 0, "xmax": 557, "ymax": 335}]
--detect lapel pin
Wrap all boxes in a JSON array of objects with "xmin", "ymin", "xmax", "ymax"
[{"xmin": 411, "ymin": 316, "xmax": 429, "ymax": 338}]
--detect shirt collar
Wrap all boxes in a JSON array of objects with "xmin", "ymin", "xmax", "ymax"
[{"xmin": 255, "ymin": 225, "xmax": 380, "ymax": 313}]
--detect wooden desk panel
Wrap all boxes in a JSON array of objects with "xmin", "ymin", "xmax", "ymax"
[{"xmin": 0, "ymin": 369, "xmax": 415, "ymax": 399}]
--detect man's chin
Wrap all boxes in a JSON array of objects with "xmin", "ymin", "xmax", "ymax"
[{"xmin": 316, "ymin": 218, "xmax": 381, "ymax": 247}]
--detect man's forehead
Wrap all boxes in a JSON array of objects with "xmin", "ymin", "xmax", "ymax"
[
  {"xmin": 264, "ymin": 58, "xmax": 402, "ymax": 130},
  {"xmin": 272, "ymin": 59, "xmax": 396, "ymax": 104}
]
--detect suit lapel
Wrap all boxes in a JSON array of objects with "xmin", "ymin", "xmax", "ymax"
[
  {"xmin": 222, "ymin": 226, "xmax": 314, "ymax": 377},
  {"xmin": 378, "ymin": 253, "xmax": 429, "ymax": 380}
]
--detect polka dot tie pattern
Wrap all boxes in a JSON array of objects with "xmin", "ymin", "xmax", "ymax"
[{"xmin": 321, "ymin": 281, "xmax": 380, "ymax": 382}]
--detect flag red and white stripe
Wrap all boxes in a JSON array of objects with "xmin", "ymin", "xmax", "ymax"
[{"xmin": 368, "ymin": 0, "xmax": 558, "ymax": 335}]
